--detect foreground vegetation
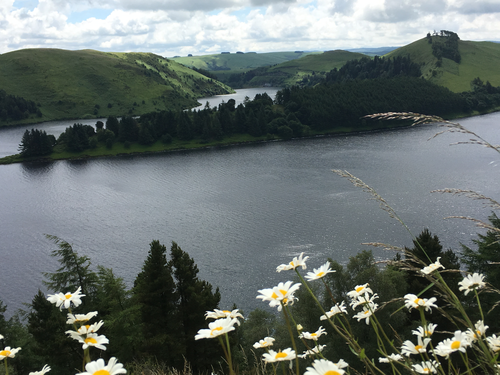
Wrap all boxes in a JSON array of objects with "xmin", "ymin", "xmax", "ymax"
[{"xmin": 2, "ymin": 115, "xmax": 500, "ymax": 375}]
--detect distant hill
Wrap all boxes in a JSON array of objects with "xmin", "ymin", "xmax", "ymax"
[
  {"xmin": 386, "ymin": 36, "xmax": 500, "ymax": 92},
  {"xmin": 218, "ymin": 50, "xmax": 368, "ymax": 88},
  {"xmin": 346, "ymin": 47, "xmax": 399, "ymax": 56},
  {"xmin": 0, "ymin": 48, "xmax": 233, "ymax": 126},
  {"xmin": 171, "ymin": 51, "xmax": 321, "ymax": 72}
]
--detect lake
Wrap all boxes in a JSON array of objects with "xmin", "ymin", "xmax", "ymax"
[{"xmin": 0, "ymin": 89, "xmax": 499, "ymax": 317}]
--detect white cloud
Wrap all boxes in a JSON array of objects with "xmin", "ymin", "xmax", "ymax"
[{"xmin": 1, "ymin": 0, "xmax": 499, "ymax": 56}]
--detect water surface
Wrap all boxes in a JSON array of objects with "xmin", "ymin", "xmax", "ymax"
[{"xmin": 1, "ymin": 100, "xmax": 499, "ymax": 317}]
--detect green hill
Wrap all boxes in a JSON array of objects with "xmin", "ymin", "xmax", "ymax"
[
  {"xmin": 386, "ymin": 37, "xmax": 500, "ymax": 92},
  {"xmin": 171, "ymin": 51, "xmax": 321, "ymax": 72},
  {"xmin": 220, "ymin": 50, "xmax": 367, "ymax": 88},
  {"xmin": 0, "ymin": 48, "xmax": 233, "ymax": 126}
]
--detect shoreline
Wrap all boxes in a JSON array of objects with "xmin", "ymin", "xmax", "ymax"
[
  {"xmin": 2, "ymin": 108, "xmax": 499, "ymax": 166},
  {"xmin": 0, "ymin": 123, "xmax": 423, "ymax": 165}
]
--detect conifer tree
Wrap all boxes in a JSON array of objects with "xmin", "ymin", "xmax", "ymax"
[
  {"xmin": 133, "ymin": 240, "xmax": 183, "ymax": 366},
  {"xmin": 169, "ymin": 242, "xmax": 221, "ymax": 372},
  {"xmin": 27, "ymin": 290, "xmax": 79, "ymax": 375},
  {"xmin": 43, "ymin": 235, "xmax": 99, "ymax": 309}
]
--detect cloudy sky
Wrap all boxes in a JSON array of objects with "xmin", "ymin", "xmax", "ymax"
[{"xmin": 1, "ymin": 0, "xmax": 499, "ymax": 57}]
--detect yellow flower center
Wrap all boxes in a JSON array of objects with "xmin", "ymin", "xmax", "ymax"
[
  {"xmin": 223, "ymin": 310, "xmax": 231, "ymax": 314},
  {"xmin": 279, "ymin": 289, "xmax": 287, "ymax": 295},
  {"xmin": 451, "ymin": 341, "xmax": 461, "ymax": 350},
  {"xmin": 476, "ymin": 330, "xmax": 482, "ymax": 337},
  {"xmin": 94, "ymin": 370, "xmax": 111, "ymax": 375},
  {"xmin": 311, "ymin": 333, "xmax": 317, "ymax": 336},
  {"xmin": 414, "ymin": 298, "xmax": 423, "ymax": 305},
  {"xmin": 211, "ymin": 327, "xmax": 223, "ymax": 336},
  {"xmin": 271, "ymin": 292, "xmax": 278, "ymax": 299},
  {"xmin": 423, "ymin": 368, "xmax": 430, "ymax": 373},
  {"xmin": 415, "ymin": 345, "xmax": 423, "ymax": 351},
  {"xmin": 275, "ymin": 352, "xmax": 288, "ymax": 359},
  {"xmin": 0, "ymin": 350, "xmax": 11, "ymax": 357},
  {"xmin": 356, "ymin": 286, "xmax": 364, "ymax": 293},
  {"xmin": 324, "ymin": 371, "xmax": 341, "ymax": 375},
  {"xmin": 85, "ymin": 337, "xmax": 98, "ymax": 344},
  {"xmin": 65, "ymin": 294, "xmax": 72, "ymax": 299},
  {"xmin": 289, "ymin": 261, "xmax": 295, "ymax": 266},
  {"xmin": 317, "ymin": 272, "xmax": 325, "ymax": 277},
  {"xmin": 425, "ymin": 331, "xmax": 432, "ymax": 336}
]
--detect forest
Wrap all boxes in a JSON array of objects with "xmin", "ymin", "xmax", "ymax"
[
  {"xmin": 17, "ymin": 78, "xmax": 495, "ymax": 159},
  {"xmin": 0, "ymin": 90, "xmax": 42, "ymax": 122}
]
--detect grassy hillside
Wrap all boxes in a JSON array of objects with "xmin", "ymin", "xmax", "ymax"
[
  {"xmin": 220, "ymin": 50, "xmax": 367, "ymax": 88},
  {"xmin": 0, "ymin": 48, "xmax": 233, "ymax": 126},
  {"xmin": 171, "ymin": 51, "xmax": 321, "ymax": 72},
  {"xmin": 386, "ymin": 37, "xmax": 500, "ymax": 92}
]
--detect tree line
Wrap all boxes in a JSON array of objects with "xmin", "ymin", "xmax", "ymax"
[
  {"xmin": 18, "ymin": 80, "xmax": 480, "ymax": 158},
  {"xmin": 0, "ymin": 90, "xmax": 42, "ymax": 123}
]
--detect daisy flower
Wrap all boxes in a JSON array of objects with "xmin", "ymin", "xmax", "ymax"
[
  {"xmin": 412, "ymin": 360, "xmax": 440, "ymax": 374},
  {"xmin": 334, "ymin": 359, "xmax": 349, "ymax": 369},
  {"xmin": 253, "ymin": 337, "xmax": 275, "ymax": 349},
  {"xmin": 458, "ymin": 273, "xmax": 486, "ymax": 295},
  {"xmin": 353, "ymin": 302, "xmax": 378, "ymax": 325},
  {"xmin": 412, "ymin": 323, "xmax": 437, "ymax": 338},
  {"xmin": 66, "ymin": 311, "xmax": 98, "ymax": 325},
  {"xmin": 29, "ymin": 365, "xmax": 51, "ymax": 375},
  {"xmin": 262, "ymin": 348, "xmax": 296, "ymax": 363},
  {"xmin": 404, "ymin": 294, "xmax": 438, "ymax": 312},
  {"xmin": 466, "ymin": 320, "xmax": 488, "ymax": 342},
  {"xmin": 434, "ymin": 331, "xmax": 471, "ymax": 359},
  {"xmin": 379, "ymin": 353, "xmax": 403, "ymax": 363},
  {"xmin": 72, "ymin": 333, "xmax": 109, "ymax": 350},
  {"xmin": 305, "ymin": 262, "xmax": 335, "ymax": 281},
  {"xmin": 205, "ymin": 309, "xmax": 244, "ymax": 323},
  {"xmin": 320, "ymin": 301, "xmax": 347, "ymax": 320},
  {"xmin": 47, "ymin": 286, "xmax": 85, "ymax": 310},
  {"xmin": 421, "ymin": 257, "xmax": 444, "ymax": 275},
  {"xmin": 195, "ymin": 316, "xmax": 239, "ymax": 340},
  {"xmin": 347, "ymin": 283, "xmax": 373, "ymax": 299},
  {"xmin": 350, "ymin": 292, "xmax": 379, "ymax": 309},
  {"xmin": 401, "ymin": 337, "xmax": 431, "ymax": 356},
  {"xmin": 276, "ymin": 252, "xmax": 309, "ymax": 272},
  {"xmin": 299, "ymin": 326, "xmax": 327, "ymax": 341},
  {"xmin": 256, "ymin": 281, "xmax": 301, "ymax": 311},
  {"xmin": 66, "ymin": 320, "xmax": 104, "ymax": 336},
  {"xmin": 0, "ymin": 347, "xmax": 21, "ymax": 360},
  {"xmin": 298, "ymin": 344, "xmax": 326, "ymax": 358},
  {"xmin": 486, "ymin": 334, "xmax": 500, "ymax": 353},
  {"xmin": 304, "ymin": 359, "xmax": 346, "ymax": 375},
  {"xmin": 77, "ymin": 357, "xmax": 126, "ymax": 375}
]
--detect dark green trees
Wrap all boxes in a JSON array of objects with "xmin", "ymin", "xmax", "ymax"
[
  {"xmin": 18, "ymin": 129, "xmax": 55, "ymax": 157},
  {"xmin": 133, "ymin": 240, "xmax": 182, "ymax": 365},
  {"xmin": 462, "ymin": 213, "xmax": 500, "ymax": 288},
  {"xmin": 170, "ymin": 242, "xmax": 221, "ymax": 371},
  {"xmin": 132, "ymin": 241, "xmax": 221, "ymax": 370}
]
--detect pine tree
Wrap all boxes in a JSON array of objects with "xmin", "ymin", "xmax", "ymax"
[
  {"xmin": 133, "ymin": 240, "xmax": 183, "ymax": 366},
  {"xmin": 169, "ymin": 242, "xmax": 221, "ymax": 372},
  {"xmin": 27, "ymin": 290, "xmax": 80, "ymax": 375},
  {"xmin": 43, "ymin": 235, "xmax": 99, "ymax": 310}
]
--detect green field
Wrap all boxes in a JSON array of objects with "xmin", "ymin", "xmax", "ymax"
[
  {"xmin": 386, "ymin": 38, "xmax": 500, "ymax": 92},
  {"xmin": 0, "ymin": 49, "xmax": 233, "ymax": 126}
]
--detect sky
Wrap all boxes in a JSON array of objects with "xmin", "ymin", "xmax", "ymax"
[{"xmin": 1, "ymin": 0, "xmax": 500, "ymax": 57}]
